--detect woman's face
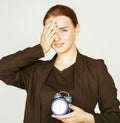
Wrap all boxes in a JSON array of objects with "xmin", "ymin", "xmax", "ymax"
[{"xmin": 45, "ymin": 15, "xmax": 80, "ymax": 54}]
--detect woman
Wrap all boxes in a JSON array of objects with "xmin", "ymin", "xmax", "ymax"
[{"xmin": 0, "ymin": 4, "xmax": 120, "ymax": 123}]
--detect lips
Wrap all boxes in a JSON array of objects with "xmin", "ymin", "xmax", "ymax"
[{"xmin": 54, "ymin": 43, "xmax": 64, "ymax": 48}]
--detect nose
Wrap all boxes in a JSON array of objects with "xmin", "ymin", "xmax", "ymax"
[{"xmin": 54, "ymin": 31, "xmax": 60, "ymax": 41}]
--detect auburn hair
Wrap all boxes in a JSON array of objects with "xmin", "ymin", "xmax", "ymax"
[{"xmin": 43, "ymin": 4, "xmax": 78, "ymax": 27}]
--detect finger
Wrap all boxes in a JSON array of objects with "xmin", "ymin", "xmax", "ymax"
[
  {"xmin": 51, "ymin": 113, "xmax": 72, "ymax": 119},
  {"xmin": 69, "ymin": 104, "xmax": 79, "ymax": 111},
  {"xmin": 51, "ymin": 115, "xmax": 67, "ymax": 122},
  {"xmin": 45, "ymin": 23, "xmax": 57, "ymax": 38},
  {"xmin": 51, "ymin": 114, "xmax": 74, "ymax": 123},
  {"xmin": 47, "ymin": 28, "xmax": 57, "ymax": 41},
  {"xmin": 40, "ymin": 23, "xmax": 51, "ymax": 42},
  {"xmin": 42, "ymin": 22, "xmax": 51, "ymax": 34},
  {"xmin": 41, "ymin": 23, "xmax": 57, "ymax": 44}
]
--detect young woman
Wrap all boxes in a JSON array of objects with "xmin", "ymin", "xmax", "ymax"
[{"xmin": 0, "ymin": 4, "xmax": 120, "ymax": 123}]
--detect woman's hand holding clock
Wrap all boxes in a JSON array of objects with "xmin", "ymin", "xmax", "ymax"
[{"xmin": 51, "ymin": 104, "xmax": 95, "ymax": 123}]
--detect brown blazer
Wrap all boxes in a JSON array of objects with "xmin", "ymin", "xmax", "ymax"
[{"xmin": 0, "ymin": 44, "xmax": 120, "ymax": 123}]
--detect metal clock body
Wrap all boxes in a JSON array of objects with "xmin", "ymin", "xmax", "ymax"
[{"xmin": 51, "ymin": 91, "xmax": 72, "ymax": 115}]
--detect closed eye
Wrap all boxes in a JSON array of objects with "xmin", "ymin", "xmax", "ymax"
[
  {"xmin": 62, "ymin": 29, "xmax": 67, "ymax": 32},
  {"xmin": 58, "ymin": 26, "xmax": 69, "ymax": 33},
  {"xmin": 60, "ymin": 29, "xmax": 68, "ymax": 33}
]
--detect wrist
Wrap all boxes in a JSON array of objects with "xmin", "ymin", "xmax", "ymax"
[
  {"xmin": 40, "ymin": 44, "xmax": 47, "ymax": 54},
  {"xmin": 84, "ymin": 113, "xmax": 95, "ymax": 123}
]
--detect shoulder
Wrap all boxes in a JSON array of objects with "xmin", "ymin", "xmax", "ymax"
[
  {"xmin": 77, "ymin": 52, "xmax": 109, "ymax": 78},
  {"xmin": 80, "ymin": 53, "xmax": 111, "ymax": 79},
  {"xmin": 79, "ymin": 53, "xmax": 105, "ymax": 68}
]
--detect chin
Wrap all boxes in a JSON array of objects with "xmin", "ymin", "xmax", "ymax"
[
  {"xmin": 53, "ymin": 49, "xmax": 64, "ymax": 54},
  {"xmin": 52, "ymin": 46, "xmax": 68, "ymax": 54},
  {"xmin": 56, "ymin": 50, "xmax": 68, "ymax": 54}
]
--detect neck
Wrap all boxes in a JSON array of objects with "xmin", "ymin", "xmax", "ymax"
[{"xmin": 54, "ymin": 48, "xmax": 77, "ymax": 70}]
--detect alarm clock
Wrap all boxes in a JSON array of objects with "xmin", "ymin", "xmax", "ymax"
[{"xmin": 51, "ymin": 91, "xmax": 72, "ymax": 115}]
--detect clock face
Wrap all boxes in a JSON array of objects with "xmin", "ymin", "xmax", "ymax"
[{"xmin": 51, "ymin": 98, "xmax": 68, "ymax": 115}]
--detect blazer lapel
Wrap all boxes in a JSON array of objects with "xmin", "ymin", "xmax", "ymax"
[
  {"xmin": 73, "ymin": 52, "xmax": 84, "ymax": 107},
  {"xmin": 38, "ymin": 54, "xmax": 57, "ymax": 91}
]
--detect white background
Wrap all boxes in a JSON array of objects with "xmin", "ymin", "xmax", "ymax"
[{"xmin": 0, "ymin": 0, "xmax": 120, "ymax": 123}]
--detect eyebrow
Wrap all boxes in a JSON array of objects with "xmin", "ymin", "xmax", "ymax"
[{"xmin": 58, "ymin": 26, "xmax": 69, "ymax": 29}]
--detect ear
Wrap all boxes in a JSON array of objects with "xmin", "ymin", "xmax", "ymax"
[{"xmin": 75, "ymin": 24, "xmax": 80, "ymax": 36}]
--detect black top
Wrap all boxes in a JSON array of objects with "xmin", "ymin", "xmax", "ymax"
[{"xmin": 40, "ymin": 64, "xmax": 75, "ymax": 123}]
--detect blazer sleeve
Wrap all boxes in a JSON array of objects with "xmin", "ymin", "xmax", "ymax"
[
  {"xmin": 94, "ymin": 60, "xmax": 120, "ymax": 123},
  {"xmin": 0, "ymin": 44, "xmax": 44, "ymax": 90}
]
